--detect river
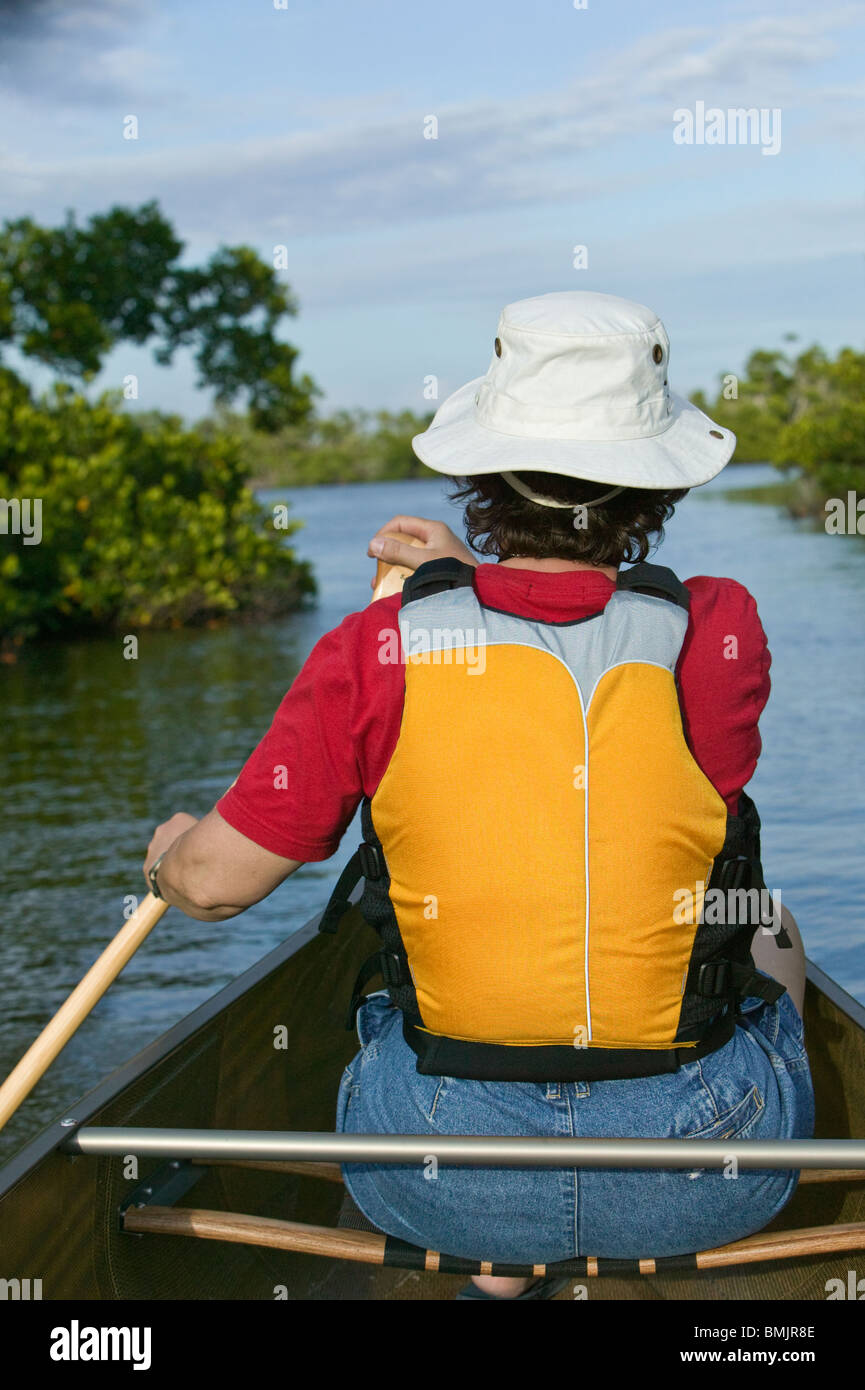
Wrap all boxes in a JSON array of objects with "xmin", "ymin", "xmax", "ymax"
[{"xmin": 0, "ymin": 464, "xmax": 863, "ymax": 1160}]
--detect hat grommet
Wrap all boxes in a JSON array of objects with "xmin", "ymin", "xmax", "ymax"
[
  {"xmin": 494, "ymin": 337, "xmax": 502, "ymax": 358},
  {"xmin": 652, "ymin": 344, "xmax": 664, "ymax": 364},
  {"xmin": 709, "ymin": 429, "xmax": 724, "ymax": 439}
]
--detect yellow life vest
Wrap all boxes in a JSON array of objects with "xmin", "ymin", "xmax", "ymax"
[{"xmin": 321, "ymin": 559, "xmax": 785, "ymax": 1081}]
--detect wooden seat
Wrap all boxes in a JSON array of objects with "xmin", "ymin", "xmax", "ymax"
[{"xmin": 124, "ymin": 1198, "xmax": 865, "ymax": 1278}]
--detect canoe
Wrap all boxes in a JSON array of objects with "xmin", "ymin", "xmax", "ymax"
[{"xmin": 1, "ymin": 899, "xmax": 864, "ymax": 1301}]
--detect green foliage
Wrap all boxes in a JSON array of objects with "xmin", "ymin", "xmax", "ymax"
[
  {"xmin": 0, "ymin": 201, "xmax": 317, "ymax": 431},
  {"xmin": 773, "ymin": 347, "xmax": 865, "ymax": 497},
  {"xmin": 200, "ymin": 406, "xmax": 437, "ymax": 486},
  {"xmin": 694, "ymin": 341, "xmax": 865, "ymax": 508},
  {"xmin": 690, "ymin": 348, "xmax": 795, "ymax": 461},
  {"xmin": 0, "ymin": 373, "xmax": 314, "ymax": 642}
]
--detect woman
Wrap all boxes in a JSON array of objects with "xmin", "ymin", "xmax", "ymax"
[{"xmin": 144, "ymin": 292, "xmax": 814, "ymax": 1300}]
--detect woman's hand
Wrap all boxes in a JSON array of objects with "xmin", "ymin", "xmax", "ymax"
[
  {"xmin": 368, "ymin": 516, "xmax": 477, "ymax": 576},
  {"xmin": 141, "ymin": 808, "xmax": 302, "ymax": 921},
  {"xmin": 143, "ymin": 812, "xmax": 199, "ymax": 884}
]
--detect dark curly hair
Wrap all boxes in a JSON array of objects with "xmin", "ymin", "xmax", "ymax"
[{"xmin": 449, "ymin": 471, "xmax": 688, "ymax": 567}]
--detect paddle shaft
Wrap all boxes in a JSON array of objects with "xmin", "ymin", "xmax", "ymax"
[
  {"xmin": 0, "ymin": 893, "xmax": 168, "ymax": 1131},
  {"xmin": 371, "ymin": 531, "xmax": 426, "ymax": 602}
]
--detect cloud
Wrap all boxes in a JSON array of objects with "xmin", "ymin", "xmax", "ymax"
[
  {"xmin": 0, "ymin": 0, "xmax": 174, "ymax": 104},
  {"xmin": 2, "ymin": 6, "xmax": 863, "ymax": 244},
  {"xmin": 2, "ymin": 0, "xmax": 863, "ymax": 420},
  {"xmin": 287, "ymin": 195, "xmax": 864, "ymax": 319}
]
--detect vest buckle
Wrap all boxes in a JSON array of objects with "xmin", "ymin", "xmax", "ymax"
[
  {"xmin": 379, "ymin": 951, "xmax": 404, "ymax": 987},
  {"xmin": 358, "ymin": 842, "xmax": 384, "ymax": 881},
  {"xmin": 696, "ymin": 961, "xmax": 731, "ymax": 998},
  {"xmin": 715, "ymin": 855, "xmax": 752, "ymax": 892}
]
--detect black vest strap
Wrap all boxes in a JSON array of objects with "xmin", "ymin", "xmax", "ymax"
[
  {"xmin": 317, "ymin": 848, "xmax": 363, "ymax": 935},
  {"xmin": 694, "ymin": 960, "xmax": 785, "ymax": 1006},
  {"xmin": 616, "ymin": 561, "xmax": 690, "ymax": 610},
  {"xmin": 401, "ymin": 557, "xmax": 476, "ymax": 607},
  {"xmin": 402, "ymin": 1010, "xmax": 738, "ymax": 1083},
  {"xmin": 318, "ymin": 840, "xmax": 384, "ymax": 935},
  {"xmin": 345, "ymin": 950, "xmax": 410, "ymax": 1030}
]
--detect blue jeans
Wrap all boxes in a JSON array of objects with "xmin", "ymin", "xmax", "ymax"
[{"xmin": 335, "ymin": 987, "xmax": 814, "ymax": 1263}]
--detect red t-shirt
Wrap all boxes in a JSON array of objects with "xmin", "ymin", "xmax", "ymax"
[{"xmin": 217, "ymin": 565, "xmax": 771, "ymax": 861}]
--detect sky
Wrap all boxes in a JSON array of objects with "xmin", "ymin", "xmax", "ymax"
[{"xmin": 0, "ymin": 0, "xmax": 863, "ymax": 421}]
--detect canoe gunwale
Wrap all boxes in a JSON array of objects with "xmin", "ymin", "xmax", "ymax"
[
  {"xmin": 804, "ymin": 958, "xmax": 865, "ymax": 1032},
  {"xmin": 0, "ymin": 911, "xmax": 323, "ymax": 1201}
]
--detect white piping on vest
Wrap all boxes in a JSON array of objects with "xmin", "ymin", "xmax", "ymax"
[{"xmin": 580, "ymin": 676, "xmax": 592, "ymax": 1041}]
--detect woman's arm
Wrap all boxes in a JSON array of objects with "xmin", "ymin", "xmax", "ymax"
[{"xmin": 143, "ymin": 809, "xmax": 303, "ymax": 922}]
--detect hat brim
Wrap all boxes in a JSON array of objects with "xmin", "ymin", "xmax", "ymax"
[{"xmin": 412, "ymin": 377, "xmax": 735, "ymax": 489}]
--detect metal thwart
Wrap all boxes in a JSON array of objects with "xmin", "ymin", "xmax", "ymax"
[{"xmin": 61, "ymin": 1128, "xmax": 865, "ymax": 1170}]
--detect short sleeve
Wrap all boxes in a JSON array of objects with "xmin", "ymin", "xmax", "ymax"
[
  {"xmin": 216, "ymin": 597, "xmax": 405, "ymax": 861},
  {"xmin": 678, "ymin": 577, "xmax": 772, "ymax": 811}
]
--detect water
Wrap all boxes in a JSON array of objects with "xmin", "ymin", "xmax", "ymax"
[{"xmin": 1, "ymin": 465, "xmax": 863, "ymax": 1161}]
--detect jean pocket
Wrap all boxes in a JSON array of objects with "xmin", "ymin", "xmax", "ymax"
[
  {"xmin": 673, "ymin": 1078, "xmax": 766, "ymax": 1182},
  {"xmin": 682, "ymin": 1082, "xmax": 765, "ymax": 1142},
  {"xmin": 424, "ymin": 1075, "xmax": 450, "ymax": 1128},
  {"xmin": 741, "ymin": 995, "xmax": 811, "ymax": 1076},
  {"xmin": 769, "ymin": 994, "xmax": 811, "ymax": 1073},
  {"xmin": 355, "ymin": 991, "xmax": 395, "ymax": 1062}
]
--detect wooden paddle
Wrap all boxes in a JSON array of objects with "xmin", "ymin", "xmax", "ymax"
[
  {"xmin": 0, "ymin": 892, "xmax": 169, "ymax": 1131},
  {"xmin": 0, "ymin": 533, "xmax": 422, "ymax": 1134},
  {"xmin": 371, "ymin": 530, "xmax": 426, "ymax": 602}
]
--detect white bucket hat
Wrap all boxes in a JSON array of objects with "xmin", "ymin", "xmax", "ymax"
[{"xmin": 412, "ymin": 291, "xmax": 735, "ymax": 491}]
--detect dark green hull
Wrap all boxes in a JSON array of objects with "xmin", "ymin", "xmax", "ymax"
[{"xmin": 0, "ymin": 906, "xmax": 863, "ymax": 1301}]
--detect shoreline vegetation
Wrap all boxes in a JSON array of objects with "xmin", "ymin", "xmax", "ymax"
[
  {"xmin": 0, "ymin": 371, "xmax": 316, "ymax": 649},
  {"xmin": 721, "ymin": 474, "xmax": 828, "ymax": 519},
  {"xmin": 690, "ymin": 342, "xmax": 865, "ymax": 530},
  {"xmin": 0, "ymin": 202, "xmax": 862, "ymax": 645},
  {"xmin": 0, "ymin": 202, "xmax": 318, "ymax": 646},
  {"xmin": 202, "ymin": 405, "xmax": 437, "ymax": 490}
]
